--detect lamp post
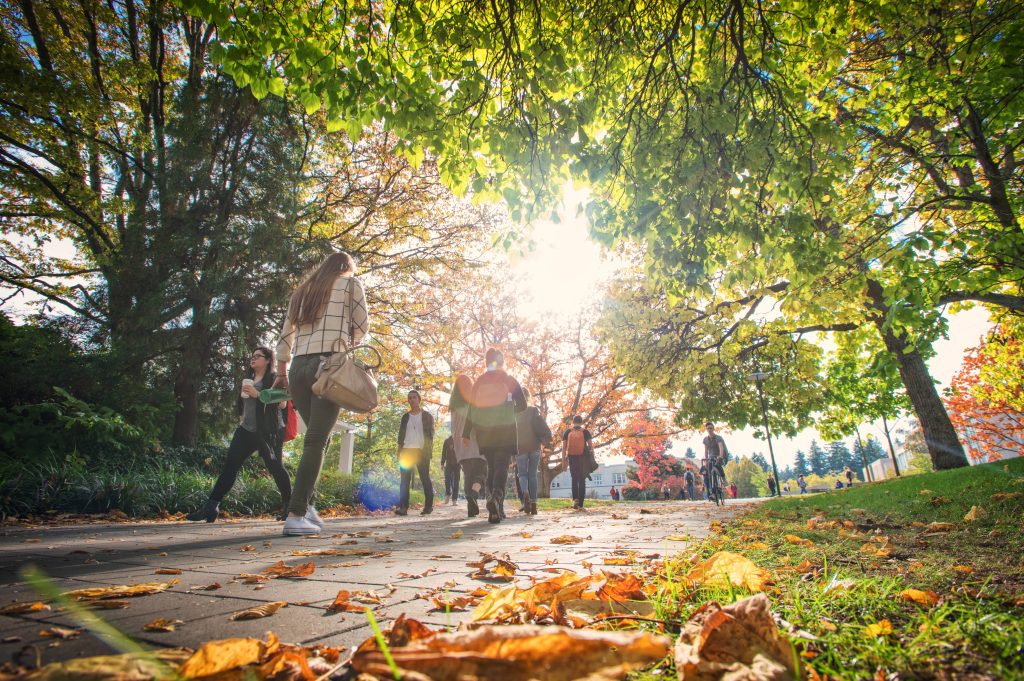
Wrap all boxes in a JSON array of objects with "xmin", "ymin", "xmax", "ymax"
[{"xmin": 748, "ymin": 371, "xmax": 782, "ymax": 496}]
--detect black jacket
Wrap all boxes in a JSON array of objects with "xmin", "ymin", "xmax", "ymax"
[
  {"xmin": 397, "ymin": 410, "xmax": 435, "ymax": 455},
  {"xmin": 235, "ymin": 370, "xmax": 283, "ymax": 446}
]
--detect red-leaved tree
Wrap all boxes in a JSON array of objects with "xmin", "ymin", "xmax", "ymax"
[
  {"xmin": 944, "ymin": 320, "xmax": 1024, "ymax": 462},
  {"xmin": 621, "ymin": 415, "xmax": 684, "ymax": 498}
]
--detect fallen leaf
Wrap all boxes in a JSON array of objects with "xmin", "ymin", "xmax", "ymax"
[
  {"xmin": 899, "ymin": 589, "xmax": 939, "ymax": 607},
  {"xmin": 450, "ymin": 530, "xmax": 464, "ymax": 539},
  {"xmin": 327, "ymin": 590, "xmax": 372, "ymax": 612},
  {"xmin": 785, "ymin": 534, "xmax": 814, "ymax": 547},
  {"xmin": 991, "ymin": 492, "xmax": 1023, "ymax": 502},
  {"xmin": 189, "ymin": 582, "xmax": 222, "ymax": 591},
  {"xmin": 518, "ymin": 531, "xmax": 533, "ymax": 538},
  {"xmin": 963, "ymin": 505, "xmax": 986, "ymax": 522},
  {"xmin": 686, "ymin": 551, "xmax": 772, "ymax": 592},
  {"xmin": 0, "ymin": 601, "xmax": 50, "ymax": 615},
  {"xmin": 819, "ymin": 619, "xmax": 837, "ymax": 632},
  {"xmin": 923, "ymin": 522, "xmax": 955, "ymax": 533},
  {"xmin": 674, "ymin": 594, "xmax": 797, "ymax": 680},
  {"xmin": 240, "ymin": 545, "xmax": 256, "ymax": 552},
  {"xmin": 40, "ymin": 626, "xmax": 81, "ymax": 639},
  {"xmin": 953, "ymin": 565, "xmax": 974, "ymax": 574},
  {"xmin": 155, "ymin": 568, "xmax": 182, "ymax": 575},
  {"xmin": 179, "ymin": 634, "xmax": 279, "ymax": 677},
  {"xmin": 864, "ymin": 620, "xmax": 893, "ymax": 637},
  {"xmin": 551, "ymin": 535, "xmax": 589, "ymax": 545},
  {"xmin": 61, "ymin": 580, "xmax": 179, "ymax": 601},
  {"xmin": 26, "ymin": 650, "xmax": 192, "ymax": 681},
  {"xmin": 260, "ymin": 561, "xmax": 315, "ymax": 579},
  {"xmin": 229, "ymin": 601, "xmax": 287, "ymax": 621},
  {"xmin": 352, "ymin": 622, "xmax": 671, "ymax": 681},
  {"xmin": 665, "ymin": 535, "xmax": 689, "ymax": 541},
  {"xmin": 430, "ymin": 595, "xmax": 475, "ymax": 611},
  {"xmin": 143, "ymin": 618, "xmax": 184, "ymax": 632},
  {"xmin": 749, "ymin": 542, "xmax": 771, "ymax": 550},
  {"xmin": 397, "ymin": 568, "xmax": 438, "ymax": 579},
  {"xmin": 823, "ymin": 577, "xmax": 858, "ymax": 594},
  {"xmin": 84, "ymin": 600, "xmax": 131, "ymax": 610},
  {"xmin": 290, "ymin": 548, "xmax": 383, "ymax": 557}
]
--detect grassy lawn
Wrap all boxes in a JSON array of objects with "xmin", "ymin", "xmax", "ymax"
[{"xmin": 634, "ymin": 458, "xmax": 1024, "ymax": 679}]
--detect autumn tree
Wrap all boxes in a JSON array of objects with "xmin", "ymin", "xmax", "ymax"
[
  {"xmin": 945, "ymin": 319, "xmax": 1024, "ymax": 462},
  {"xmin": 621, "ymin": 415, "xmax": 682, "ymax": 500}
]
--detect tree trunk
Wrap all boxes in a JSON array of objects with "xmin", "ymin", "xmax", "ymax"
[
  {"xmin": 171, "ymin": 304, "xmax": 215, "ymax": 446},
  {"xmin": 864, "ymin": 279, "xmax": 968, "ymax": 470},
  {"xmin": 538, "ymin": 452, "xmax": 563, "ymax": 498}
]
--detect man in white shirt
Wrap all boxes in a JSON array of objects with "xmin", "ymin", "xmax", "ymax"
[{"xmin": 395, "ymin": 389, "xmax": 435, "ymax": 515}]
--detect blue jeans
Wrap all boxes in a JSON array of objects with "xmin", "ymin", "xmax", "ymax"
[
  {"xmin": 686, "ymin": 480, "xmax": 695, "ymax": 501},
  {"xmin": 444, "ymin": 466, "xmax": 461, "ymax": 500},
  {"xmin": 515, "ymin": 449, "xmax": 540, "ymax": 501},
  {"xmin": 398, "ymin": 448, "xmax": 433, "ymax": 510}
]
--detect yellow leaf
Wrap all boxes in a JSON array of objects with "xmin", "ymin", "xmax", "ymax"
[
  {"xmin": 963, "ymin": 505, "xmax": 986, "ymax": 522},
  {"xmin": 518, "ymin": 531, "xmax": 533, "ymax": 539},
  {"xmin": 229, "ymin": 601, "xmax": 287, "ymax": 621},
  {"xmin": 62, "ymin": 580, "xmax": 179, "ymax": 601},
  {"xmin": 451, "ymin": 530, "xmax": 464, "ymax": 539},
  {"xmin": 819, "ymin": 619, "xmax": 838, "ymax": 632},
  {"xmin": 179, "ymin": 634, "xmax": 279, "ymax": 678},
  {"xmin": 864, "ymin": 620, "xmax": 893, "ymax": 637},
  {"xmin": 665, "ymin": 535, "xmax": 689, "ymax": 541},
  {"xmin": 899, "ymin": 589, "xmax": 939, "ymax": 607},
  {"xmin": 0, "ymin": 601, "xmax": 50, "ymax": 615},
  {"xmin": 550, "ymin": 535, "xmax": 588, "ymax": 545},
  {"xmin": 686, "ymin": 551, "xmax": 772, "ymax": 592},
  {"xmin": 923, "ymin": 522, "xmax": 955, "ymax": 533},
  {"xmin": 240, "ymin": 545, "xmax": 256, "ymax": 551},
  {"xmin": 749, "ymin": 542, "xmax": 771, "ymax": 550},
  {"xmin": 953, "ymin": 565, "xmax": 974, "ymax": 574},
  {"xmin": 785, "ymin": 534, "xmax": 814, "ymax": 547}
]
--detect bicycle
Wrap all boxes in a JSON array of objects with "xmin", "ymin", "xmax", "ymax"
[{"xmin": 707, "ymin": 466, "xmax": 727, "ymax": 506}]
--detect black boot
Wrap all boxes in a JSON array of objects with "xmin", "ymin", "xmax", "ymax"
[
  {"xmin": 486, "ymin": 494, "xmax": 501, "ymax": 524},
  {"xmin": 529, "ymin": 499, "xmax": 538, "ymax": 515},
  {"xmin": 186, "ymin": 498, "xmax": 219, "ymax": 523},
  {"xmin": 497, "ymin": 496, "xmax": 506, "ymax": 520},
  {"xmin": 467, "ymin": 494, "xmax": 479, "ymax": 517}
]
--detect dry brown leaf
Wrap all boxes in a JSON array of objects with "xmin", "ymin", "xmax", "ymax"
[
  {"xmin": 352, "ymin": 622, "xmax": 670, "ymax": 681},
  {"xmin": 189, "ymin": 582, "xmax": 222, "ymax": 591},
  {"xmin": 674, "ymin": 594, "xmax": 797, "ymax": 680},
  {"xmin": 229, "ymin": 601, "xmax": 287, "ymax": 621},
  {"xmin": 518, "ymin": 531, "xmax": 533, "ymax": 538},
  {"xmin": 450, "ymin": 530, "xmax": 464, "ymax": 539},
  {"xmin": 991, "ymin": 492, "xmax": 1023, "ymax": 502},
  {"xmin": 785, "ymin": 534, "xmax": 814, "ymax": 547},
  {"xmin": 260, "ymin": 561, "xmax": 315, "ymax": 579},
  {"xmin": 923, "ymin": 522, "xmax": 956, "ymax": 533},
  {"xmin": 84, "ymin": 600, "xmax": 131, "ymax": 610},
  {"xmin": 179, "ymin": 633, "xmax": 280, "ymax": 678},
  {"xmin": 61, "ymin": 580, "xmax": 179, "ymax": 601},
  {"xmin": 430, "ymin": 595, "xmax": 475, "ymax": 611},
  {"xmin": 327, "ymin": 590, "xmax": 370, "ymax": 613},
  {"xmin": 665, "ymin": 535, "xmax": 689, "ymax": 541},
  {"xmin": 240, "ymin": 545, "xmax": 256, "ymax": 551},
  {"xmin": 142, "ymin": 618, "xmax": 184, "ymax": 632},
  {"xmin": 154, "ymin": 568, "xmax": 182, "ymax": 575},
  {"xmin": 963, "ymin": 505, "xmax": 986, "ymax": 522},
  {"xmin": 898, "ymin": 589, "xmax": 940, "ymax": 607},
  {"xmin": 686, "ymin": 551, "xmax": 772, "ymax": 592},
  {"xmin": 953, "ymin": 565, "xmax": 974, "ymax": 574},
  {"xmin": 26, "ymin": 650, "xmax": 192, "ymax": 681},
  {"xmin": 40, "ymin": 626, "xmax": 81, "ymax": 639},
  {"xmin": 290, "ymin": 548, "xmax": 379, "ymax": 557},
  {"xmin": 550, "ymin": 535, "xmax": 589, "ymax": 545},
  {"xmin": 610, "ymin": 512, "xmax": 628, "ymax": 520},
  {"xmin": 749, "ymin": 542, "xmax": 771, "ymax": 550},
  {"xmin": 0, "ymin": 601, "xmax": 50, "ymax": 615},
  {"xmin": 397, "ymin": 568, "xmax": 438, "ymax": 579}
]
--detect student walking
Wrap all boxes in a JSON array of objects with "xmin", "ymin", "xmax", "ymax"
[
  {"xmin": 767, "ymin": 475, "xmax": 777, "ymax": 497},
  {"xmin": 845, "ymin": 467, "xmax": 854, "ymax": 487},
  {"xmin": 463, "ymin": 349, "xmax": 527, "ymax": 524},
  {"xmin": 684, "ymin": 469, "xmax": 696, "ymax": 501},
  {"xmin": 395, "ymin": 389, "xmax": 435, "ymax": 515},
  {"xmin": 274, "ymin": 251, "xmax": 369, "ymax": 535},
  {"xmin": 561, "ymin": 415, "xmax": 593, "ymax": 510},
  {"xmin": 798, "ymin": 474, "xmax": 808, "ymax": 494},
  {"xmin": 187, "ymin": 347, "xmax": 291, "ymax": 523},
  {"xmin": 440, "ymin": 436, "xmax": 460, "ymax": 504},
  {"xmin": 449, "ymin": 375, "xmax": 487, "ymax": 518},
  {"xmin": 515, "ymin": 389, "xmax": 552, "ymax": 515}
]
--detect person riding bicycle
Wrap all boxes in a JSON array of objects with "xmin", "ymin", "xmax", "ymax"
[{"xmin": 702, "ymin": 421, "xmax": 729, "ymax": 485}]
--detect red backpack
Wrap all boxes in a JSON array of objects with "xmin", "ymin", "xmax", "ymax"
[{"xmin": 566, "ymin": 428, "xmax": 586, "ymax": 456}]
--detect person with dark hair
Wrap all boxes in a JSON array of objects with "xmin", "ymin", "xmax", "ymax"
[
  {"xmin": 515, "ymin": 388, "xmax": 552, "ymax": 515},
  {"xmin": 395, "ymin": 389, "xmax": 435, "ymax": 515},
  {"xmin": 449, "ymin": 374, "xmax": 487, "ymax": 518},
  {"xmin": 274, "ymin": 251, "xmax": 369, "ymax": 535},
  {"xmin": 561, "ymin": 415, "xmax": 593, "ymax": 510},
  {"xmin": 462, "ymin": 349, "xmax": 527, "ymax": 524},
  {"xmin": 187, "ymin": 347, "xmax": 291, "ymax": 523},
  {"xmin": 440, "ymin": 435, "xmax": 460, "ymax": 505}
]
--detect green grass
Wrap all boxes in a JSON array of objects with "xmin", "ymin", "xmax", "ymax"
[{"xmin": 626, "ymin": 458, "xmax": 1024, "ymax": 680}]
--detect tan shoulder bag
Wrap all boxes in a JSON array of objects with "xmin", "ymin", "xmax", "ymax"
[{"xmin": 311, "ymin": 278, "xmax": 381, "ymax": 412}]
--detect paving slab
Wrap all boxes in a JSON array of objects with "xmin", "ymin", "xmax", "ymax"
[{"xmin": 0, "ymin": 499, "xmax": 762, "ymax": 667}]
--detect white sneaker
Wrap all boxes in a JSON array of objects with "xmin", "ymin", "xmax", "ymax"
[
  {"xmin": 305, "ymin": 505, "xmax": 324, "ymax": 528},
  {"xmin": 283, "ymin": 515, "xmax": 321, "ymax": 536}
]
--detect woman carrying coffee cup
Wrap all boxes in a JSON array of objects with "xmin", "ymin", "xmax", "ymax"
[
  {"xmin": 186, "ymin": 347, "xmax": 291, "ymax": 522},
  {"xmin": 273, "ymin": 251, "xmax": 369, "ymax": 535}
]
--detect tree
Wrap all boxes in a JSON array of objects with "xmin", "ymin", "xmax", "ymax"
[
  {"xmin": 621, "ymin": 415, "xmax": 683, "ymax": 498},
  {"xmin": 945, "ymin": 319, "xmax": 1024, "ymax": 462},
  {"xmin": 826, "ymin": 441, "xmax": 853, "ymax": 476},
  {"xmin": 794, "ymin": 450, "xmax": 810, "ymax": 478},
  {"xmin": 751, "ymin": 453, "xmax": 770, "ymax": 473},
  {"xmin": 808, "ymin": 441, "xmax": 827, "ymax": 477},
  {"xmin": 683, "ymin": 447, "xmax": 697, "ymax": 460},
  {"xmin": 724, "ymin": 457, "xmax": 763, "ymax": 499},
  {"xmin": 177, "ymin": 0, "xmax": 1024, "ymax": 470}
]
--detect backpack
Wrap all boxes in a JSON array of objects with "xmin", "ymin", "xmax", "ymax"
[{"xmin": 566, "ymin": 428, "xmax": 586, "ymax": 456}]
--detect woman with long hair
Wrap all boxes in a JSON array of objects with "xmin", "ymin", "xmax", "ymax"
[
  {"xmin": 186, "ymin": 346, "xmax": 291, "ymax": 522},
  {"xmin": 274, "ymin": 251, "xmax": 369, "ymax": 535},
  {"xmin": 449, "ymin": 375, "xmax": 487, "ymax": 518}
]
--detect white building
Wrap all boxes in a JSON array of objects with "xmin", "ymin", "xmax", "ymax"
[{"xmin": 549, "ymin": 463, "xmax": 631, "ymax": 500}]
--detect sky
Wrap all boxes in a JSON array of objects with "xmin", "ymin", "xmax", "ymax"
[{"xmin": 510, "ymin": 185, "xmax": 992, "ymax": 470}]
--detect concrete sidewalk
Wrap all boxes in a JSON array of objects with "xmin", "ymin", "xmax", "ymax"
[{"xmin": 0, "ymin": 500, "xmax": 760, "ymax": 666}]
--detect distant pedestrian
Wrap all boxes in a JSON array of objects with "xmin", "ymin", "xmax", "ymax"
[
  {"xmin": 730, "ymin": 482, "xmax": 738, "ymax": 499},
  {"xmin": 395, "ymin": 389, "xmax": 435, "ymax": 516},
  {"xmin": 463, "ymin": 349, "xmax": 527, "ymax": 524},
  {"xmin": 561, "ymin": 415, "xmax": 593, "ymax": 510},
  {"xmin": 684, "ymin": 469, "xmax": 696, "ymax": 501},
  {"xmin": 835, "ymin": 479, "xmax": 844, "ymax": 489},
  {"xmin": 440, "ymin": 436, "xmax": 460, "ymax": 505},
  {"xmin": 662, "ymin": 484, "xmax": 670, "ymax": 500},
  {"xmin": 187, "ymin": 347, "xmax": 291, "ymax": 524},
  {"xmin": 610, "ymin": 486, "xmax": 619, "ymax": 501},
  {"xmin": 798, "ymin": 474, "xmax": 807, "ymax": 494},
  {"xmin": 845, "ymin": 467, "xmax": 854, "ymax": 487},
  {"xmin": 274, "ymin": 250, "xmax": 370, "ymax": 535},
  {"xmin": 783, "ymin": 482, "xmax": 791, "ymax": 494},
  {"xmin": 767, "ymin": 475, "xmax": 777, "ymax": 497},
  {"xmin": 515, "ymin": 389, "xmax": 552, "ymax": 515},
  {"xmin": 449, "ymin": 375, "xmax": 486, "ymax": 518}
]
